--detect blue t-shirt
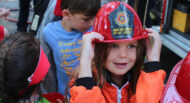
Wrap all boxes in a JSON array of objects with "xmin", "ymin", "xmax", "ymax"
[{"xmin": 43, "ymin": 21, "xmax": 91, "ymax": 95}]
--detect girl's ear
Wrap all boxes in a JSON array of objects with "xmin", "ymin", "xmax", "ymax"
[{"xmin": 62, "ymin": 9, "xmax": 71, "ymax": 20}]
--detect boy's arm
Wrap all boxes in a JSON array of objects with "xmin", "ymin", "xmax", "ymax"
[{"xmin": 130, "ymin": 62, "xmax": 166, "ymax": 103}]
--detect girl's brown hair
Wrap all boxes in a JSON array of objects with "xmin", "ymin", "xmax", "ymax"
[
  {"xmin": 93, "ymin": 39, "xmax": 146, "ymax": 93},
  {"xmin": 0, "ymin": 32, "xmax": 40, "ymax": 102}
]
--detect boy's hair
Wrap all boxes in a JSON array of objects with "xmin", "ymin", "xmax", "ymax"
[
  {"xmin": 61, "ymin": 0, "xmax": 101, "ymax": 16},
  {"xmin": 93, "ymin": 39, "xmax": 146, "ymax": 93},
  {"xmin": 0, "ymin": 32, "xmax": 40, "ymax": 102}
]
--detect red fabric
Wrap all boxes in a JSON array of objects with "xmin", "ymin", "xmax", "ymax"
[
  {"xmin": 19, "ymin": 47, "xmax": 51, "ymax": 95},
  {"xmin": 43, "ymin": 92, "xmax": 65, "ymax": 102},
  {"xmin": 28, "ymin": 47, "xmax": 50, "ymax": 86},
  {"xmin": 54, "ymin": 0, "xmax": 63, "ymax": 16},
  {"xmin": 160, "ymin": 52, "xmax": 190, "ymax": 102},
  {"xmin": 0, "ymin": 25, "xmax": 5, "ymax": 42}
]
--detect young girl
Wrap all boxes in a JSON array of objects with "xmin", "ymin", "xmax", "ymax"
[
  {"xmin": 69, "ymin": 1, "xmax": 165, "ymax": 103},
  {"xmin": 0, "ymin": 32, "xmax": 64, "ymax": 103}
]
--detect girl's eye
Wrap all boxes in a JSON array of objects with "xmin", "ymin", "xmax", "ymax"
[
  {"xmin": 110, "ymin": 44, "xmax": 118, "ymax": 48},
  {"xmin": 127, "ymin": 44, "xmax": 137, "ymax": 49}
]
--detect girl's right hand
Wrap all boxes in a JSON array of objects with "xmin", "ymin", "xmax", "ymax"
[
  {"xmin": 78, "ymin": 32, "xmax": 104, "ymax": 78},
  {"xmin": 80, "ymin": 32, "xmax": 104, "ymax": 62}
]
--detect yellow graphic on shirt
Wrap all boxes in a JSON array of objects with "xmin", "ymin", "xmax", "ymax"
[
  {"xmin": 59, "ymin": 42, "xmax": 63, "ymax": 46},
  {"xmin": 59, "ymin": 40, "xmax": 82, "ymax": 77},
  {"xmin": 74, "ymin": 51, "xmax": 80, "ymax": 57},
  {"xmin": 61, "ymin": 54, "xmax": 71, "ymax": 59},
  {"xmin": 64, "ymin": 67, "xmax": 73, "ymax": 75},
  {"xmin": 59, "ymin": 41, "xmax": 77, "ymax": 47},
  {"xmin": 77, "ymin": 40, "xmax": 82, "ymax": 44},
  {"xmin": 60, "ymin": 47, "xmax": 81, "ymax": 53},
  {"xmin": 63, "ymin": 60, "xmax": 72, "ymax": 65}
]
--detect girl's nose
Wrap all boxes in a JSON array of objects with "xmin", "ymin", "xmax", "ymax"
[{"xmin": 118, "ymin": 47, "xmax": 127, "ymax": 58}]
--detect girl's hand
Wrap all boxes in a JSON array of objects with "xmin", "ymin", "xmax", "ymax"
[
  {"xmin": 0, "ymin": 8, "xmax": 10, "ymax": 18},
  {"xmin": 146, "ymin": 28, "xmax": 162, "ymax": 62},
  {"xmin": 79, "ymin": 32, "xmax": 104, "ymax": 78},
  {"xmin": 80, "ymin": 32, "xmax": 104, "ymax": 61}
]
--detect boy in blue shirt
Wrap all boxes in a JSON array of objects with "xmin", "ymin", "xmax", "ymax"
[{"xmin": 43, "ymin": 0, "xmax": 101, "ymax": 95}]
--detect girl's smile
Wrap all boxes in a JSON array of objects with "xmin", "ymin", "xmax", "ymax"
[{"xmin": 114, "ymin": 62, "xmax": 128, "ymax": 69}]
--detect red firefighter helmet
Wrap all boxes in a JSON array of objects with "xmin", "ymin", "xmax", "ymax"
[
  {"xmin": 93, "ymin": 1, "xmax": 148, "ymax": 42},
  {"xmin": 160, "ymin": 51, "xmax": 190, "ymax": 103}
]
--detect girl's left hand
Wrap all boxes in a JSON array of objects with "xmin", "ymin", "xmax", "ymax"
[{"xmin": 146, "ymin": 28, "xmax": 162, "ymax": 62}]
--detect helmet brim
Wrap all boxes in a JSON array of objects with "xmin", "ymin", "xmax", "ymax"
[{"xmin": 96, "ymin": 34, "xmax": 149, "ymax": 43}]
